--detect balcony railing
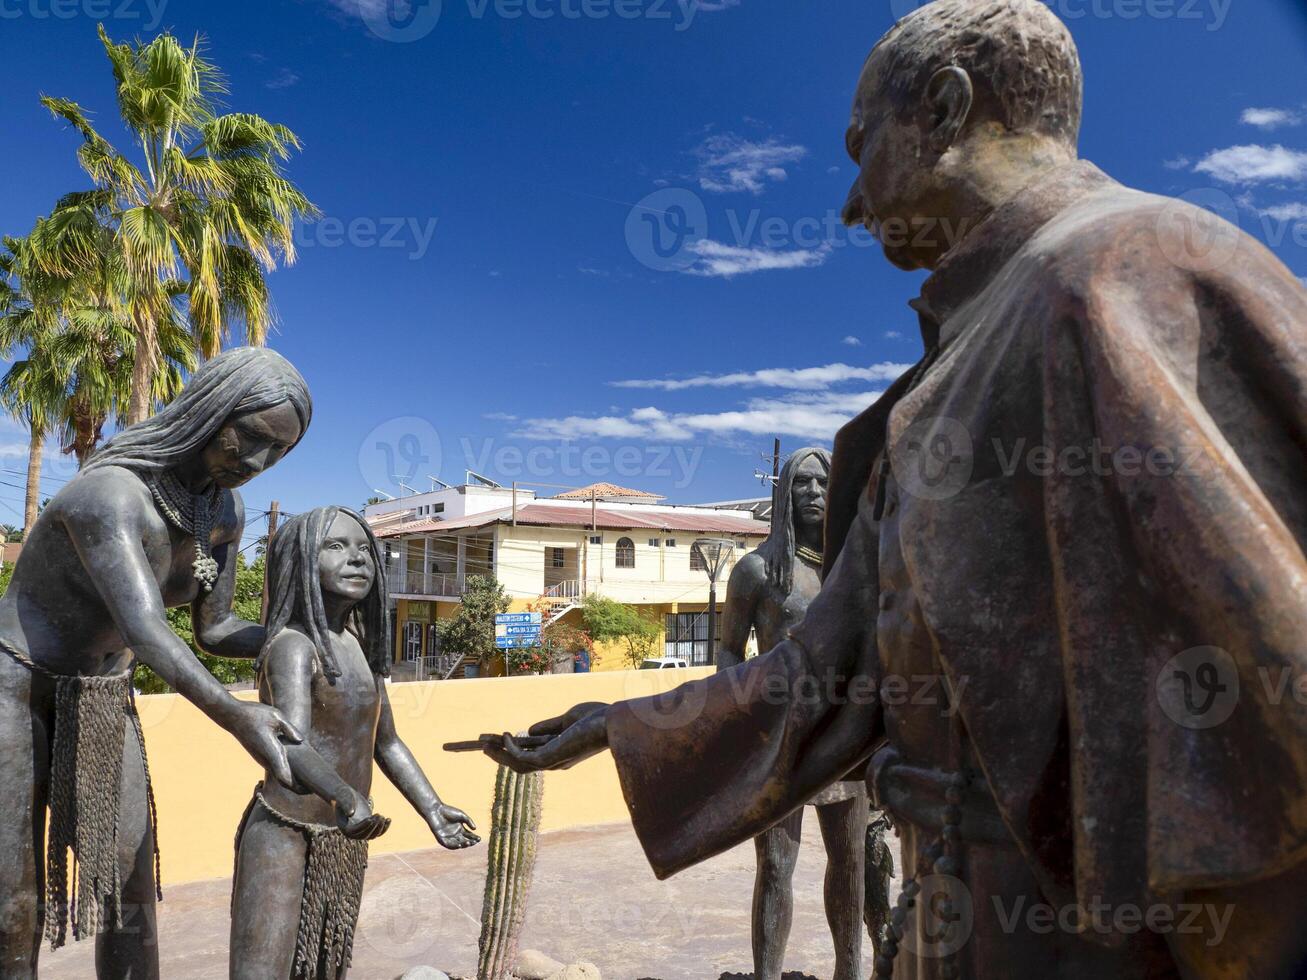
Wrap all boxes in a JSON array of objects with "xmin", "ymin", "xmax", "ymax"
[
  {"xmin": 543, "ymin": 579, "xmax": 582, "ymax": 600},
  {"xmin": 386, "ymin": 566, "xmax": 474, "ymax": 597}
]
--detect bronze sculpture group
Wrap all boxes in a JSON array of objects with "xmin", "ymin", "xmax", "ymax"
[{"xmin": 1, "ymin": 0, "xmax": 1304, "ymax": 977}]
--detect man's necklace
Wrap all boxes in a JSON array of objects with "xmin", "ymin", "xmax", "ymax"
[
  {"xmin": 148, "ymin": 470, "xmax": 222, "ymax": 593},
  {"xmin": 796, "ymin": 545, "xmax": 823, "ymax": 567}
]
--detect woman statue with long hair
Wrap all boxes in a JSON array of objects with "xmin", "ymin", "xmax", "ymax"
[
  {"xmin": 231, "ymin": 506, "xmax": 479, "ymax": 980},
  {"xmin": 0, "ymin": 347, "xmax": 330, "ymax": 980},
  {"xmin": 717, "ymin": 447, "xmax": 871, "ymax": 980}
]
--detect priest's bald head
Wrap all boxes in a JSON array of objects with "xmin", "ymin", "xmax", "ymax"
[{"xmin": 843, "ymin": 0, "xmax": 1085, "ymax": 271}]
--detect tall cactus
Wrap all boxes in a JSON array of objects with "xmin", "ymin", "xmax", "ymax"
[{"xmin": 477, "ymin": 761, "xmax": 545, "ymax": 980}]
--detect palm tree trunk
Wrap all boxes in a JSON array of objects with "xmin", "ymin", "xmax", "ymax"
[
  {"xmin": 24, "ymin": 427, "xmax": 42, "ymax": 533},
  {"xmin": 127, "ymin": 318, "xmax": 158, "ymax": 425}
]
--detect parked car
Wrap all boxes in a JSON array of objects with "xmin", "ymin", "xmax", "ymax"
[{"xmin": 639, "ymin": 657, "xmax": 689, "ymax": 670}]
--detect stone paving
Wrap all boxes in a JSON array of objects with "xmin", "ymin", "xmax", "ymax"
[{"xmin": 40, "ymin": 821, "xmax": 898, "ymax": 979}]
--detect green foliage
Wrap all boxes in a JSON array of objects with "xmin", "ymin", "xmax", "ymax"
[
  {"xmin": 580, "ymin": 594, "xmax": 662, "ymax": 669},
  {"xmin": 35, "ymin": 25, "xmax": 318, "ymax": 424},
  {"xmin": 435, "ymin": 575, "xmax": 510, "ymax": 670},
  {"xmin": 135, "ymin": 554, "xmax": 265, "ymax": 693}
]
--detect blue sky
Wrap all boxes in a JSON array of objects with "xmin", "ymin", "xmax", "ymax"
[{"xmin": 1, "ymin": 0, "xmax": 1305, "ymax": 544}]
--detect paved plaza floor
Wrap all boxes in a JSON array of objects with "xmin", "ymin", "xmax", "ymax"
[{"xmin": 40, "ymin": 821, "xmax": 898, "ymax": 979}]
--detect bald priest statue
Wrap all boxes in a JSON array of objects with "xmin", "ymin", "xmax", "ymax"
[{"xmin": 476, "ymin": 1, "xmax": 1307, "ymax": 977}]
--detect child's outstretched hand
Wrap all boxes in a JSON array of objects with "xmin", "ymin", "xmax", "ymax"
[
  {"xmin": 429, "ymin": 803, "xmax": 480, "ymax": 849},
  {"xmin": 336, "ymin": 789, "xmax": 391, "ymax": 841}
]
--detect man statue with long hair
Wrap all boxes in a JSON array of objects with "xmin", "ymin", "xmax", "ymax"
[
  {"xmin": 476, "ymin": 1, "xmax": 1307, "ymax": 977},
  {"xmin": 717, "ymin": 447, "xmax": 874, "ymax": 980}
]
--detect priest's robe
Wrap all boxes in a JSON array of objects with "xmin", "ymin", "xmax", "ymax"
[{"xmin": 605, "ymin": 161, "xmax": 1307, "ymax": 977}]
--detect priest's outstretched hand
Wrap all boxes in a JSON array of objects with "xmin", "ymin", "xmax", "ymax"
[{"xmin": 484, "ymin": 701, "xmax": 611, "ymax": 772}]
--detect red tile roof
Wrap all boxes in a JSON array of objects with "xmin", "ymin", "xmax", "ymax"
[{"xmin": 553, "ymin": 482, "xmax": 666, "ymax": 500}]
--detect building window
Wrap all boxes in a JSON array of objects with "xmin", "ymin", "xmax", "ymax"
[
  {"xmin": 589, "ymin": 535, "xmax": 602, "ymax": 545},
  {"xmin": 548, "ymin": 547, "xmax": 566, "ymax": 568},
  {"xmin": 433, "ymin": 502, "xmax": 445, "ymax": 514},
  {"xmin": 648, "ymin": 538, "xmax": 660, "ymax": 548},
  {"xmin": 690, "ymin": 547, "xmax": 706, "ymax": 572},
  {"xmin": 665, "ymin": 539, "xmax": 677, "ymax": 547},
  {"xmin": 664, "ymin": 611, "xmax": 720, "ymax": 666},
  {"xmin": 615, "ymin": 537, "xmax": 635, "ymax": 568}
]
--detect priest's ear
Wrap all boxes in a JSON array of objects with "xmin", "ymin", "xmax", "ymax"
[{"xmin": 924, "ymin": 66, "xmax": 974, "ymax": 154}]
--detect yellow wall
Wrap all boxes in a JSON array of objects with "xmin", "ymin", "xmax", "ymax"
[{"xmin": 137, "ymin": 667, "xmax": 713, "ymax": 884}]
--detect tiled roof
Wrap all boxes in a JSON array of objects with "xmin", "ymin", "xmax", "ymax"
[
  {"xmin": 553, "ymin": 482, "xmax": 666, "ymax": 500},
  {"xmin": 374, "ymin": 503, "xmax": 768, "ymax": 539}
]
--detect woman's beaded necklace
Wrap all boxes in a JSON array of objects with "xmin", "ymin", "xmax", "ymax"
[{"xmin": 148, "ymin": 470, "xmax": 222, "ymax": 593}]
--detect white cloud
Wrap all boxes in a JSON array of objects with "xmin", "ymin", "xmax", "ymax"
[
  {"xmin": 1259, "ymin": 202, "xmax": 1307, "ymax": 222},
  {"xmin": 265, "ymin": 68, "xmax": 301, "ymax": 90},
  {"xmin": 515, "ymin": 390, "xmax": 887, "ymax": 443},
  {"xmin": 1241, "ymin": 108, "xmax": 1303, "ymax": 130},
  {"xmin": 841, "ymin": 335, "xmax": 862, "ymax": 347},
  {"xmin": 484, "ymin": 412, "xmax": 518, "ymax": 422},
  {"xmin": 1194, "ymin": 145, "xmax": 1307, "ymax": 185},
  {"xmin": 694, "ymin": 133, "xmax": 807, "ymax": 195},
  {"xmin": 1163, "ymin": 156, "xmax": 1191, "ymax": 171},
  {"xmin": 611, "ymin": 362, "xmax": 911, "ymax": 392},
  {"xmin": 884, "ymin": 330, "xmax": 903, "ymax": 340},
  {"xmin": 680, "ymin": 240, "xmax": 830, "ymax": 278}
]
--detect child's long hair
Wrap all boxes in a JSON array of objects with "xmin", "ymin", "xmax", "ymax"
[{"xmin": 260, "ymin": 505, "xmax": 391, "ymax": 679}]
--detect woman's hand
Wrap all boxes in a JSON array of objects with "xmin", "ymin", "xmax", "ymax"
[
  {"xmin": 483, "ymin": 702, "xmax": 611, "ymax": 772},
  {"xmin": 227, "ymin": 701, "xmax": 303, "ymax": 787},
  {"xmin": 335, "ymin": 790, "xmax": 391, "ymax": 840},
  {"xmin": 428, "ymin": 803, "xmax": 480, "ymax": 849}
]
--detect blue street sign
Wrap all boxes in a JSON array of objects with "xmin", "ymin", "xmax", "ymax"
[
  {"xmin": 497, "ymin": 636, "xmax": 542, "ymax": 649},
  {"xmin": 496, "ymin": 613, "xmax": 542, "ymax": 626}
]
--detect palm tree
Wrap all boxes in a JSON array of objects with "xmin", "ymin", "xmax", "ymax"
[
  {"xmin": 33, "ymin": 25, "xmax": 317, "ymax": 424},
  {"xmin": 0, "ymin": 237, "xmax": 60, "ymax": 532}
]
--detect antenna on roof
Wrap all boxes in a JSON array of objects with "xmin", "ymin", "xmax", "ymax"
[
  {"xmin": 754, "ymin": 469, "xmax": 779, "ymax": 488},
  {"xmin": 465, "ymin": 470, "xmax": 503, "ymax": 489}
]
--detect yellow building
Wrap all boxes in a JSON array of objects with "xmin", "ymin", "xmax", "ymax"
[{"xmin": 365, "ymin": 482, "xmax": 769, "ymax": 672}]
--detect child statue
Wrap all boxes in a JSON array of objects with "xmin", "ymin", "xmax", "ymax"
[{"xmin": 230, "ymin": 506, "xmax": 480, "ymax": 979}]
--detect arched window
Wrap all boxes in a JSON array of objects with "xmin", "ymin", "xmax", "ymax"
[{"xmin": 615, "ymin": 537, "xmax": 635, "ymax": 569}]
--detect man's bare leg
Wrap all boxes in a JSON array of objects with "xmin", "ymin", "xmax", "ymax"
[
  {"xmin": 95, "ymin": 719, "xmax": 159, "ymax": 980},
  {"xmin": 0, "ymin": 656, "xmax": 48, "ymax": 980},
  {"xmin": 816, "ymin": 790, "xmax": 869, "ymax": 980},
  {"xmin": 753, "ymin": 808, "xmax": 804, "ymax": 980}
]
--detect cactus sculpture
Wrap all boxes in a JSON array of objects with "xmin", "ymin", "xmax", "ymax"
[{"xmin": 477, "ymin": 761, "xmax": 545, "ymax": 980}]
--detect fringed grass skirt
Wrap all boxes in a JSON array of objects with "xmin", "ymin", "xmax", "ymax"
[
  {"xmin": 1, "ymin": 641, "xmax": 162, "ymax": 949},
  {"xmin": 235, "ymin": 785, "xmax": 370, "ymax": 980}
]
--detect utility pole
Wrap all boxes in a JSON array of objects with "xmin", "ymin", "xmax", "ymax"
[
  {"xmin": 261, "ymin": 501, "xmax": 280, "ymax": 620},
  {"xmin": 772, "ymin": 438, "xmax": 781, "ymax": 479}
]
